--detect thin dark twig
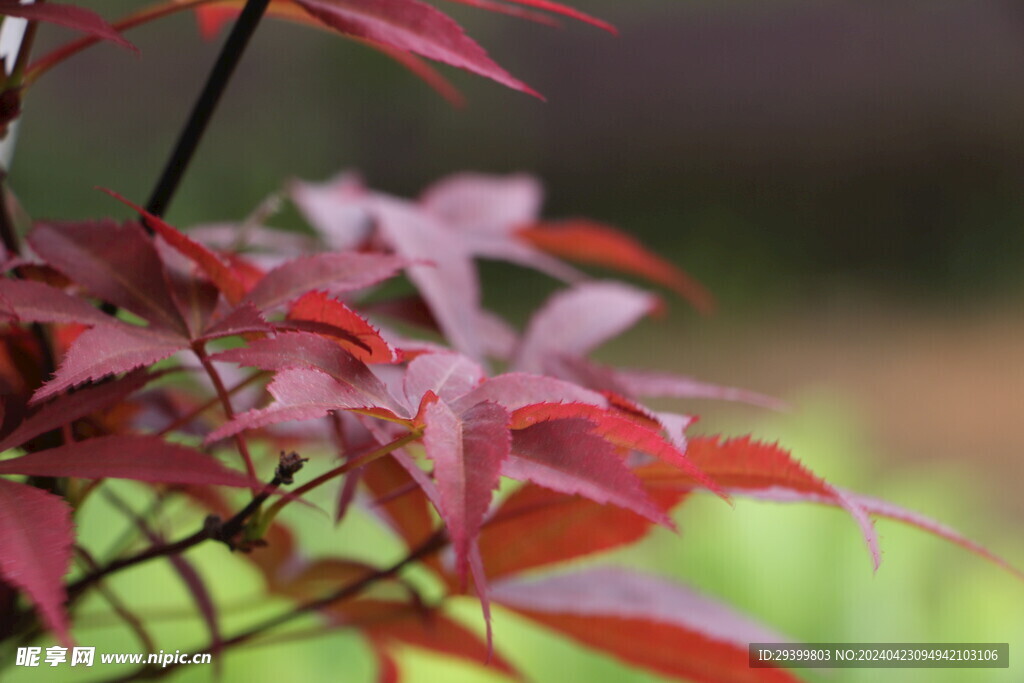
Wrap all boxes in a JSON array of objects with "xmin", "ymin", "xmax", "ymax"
[
  {"xmin": 108, "ymin": 530, "xmax": 448, "ymax": 682},
  {"xmin": 108, "ymin": 500, "xmax": 550, "ymax": 681},
  {"xmin": 66, "ymin": 452, "xmax": 307, "ymax": 600},
  {"xmin": 193, "ymin": 342, "xmax": 258, "ymax": 479},
  {"xmin": 157, "ymin": 371, "xmax": 268, "ymax": 437},
  {"xmin": 144, "ymin": 0, "xmax": 272, "ymax": 220}
]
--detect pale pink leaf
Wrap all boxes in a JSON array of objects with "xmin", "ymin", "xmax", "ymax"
[
  {"xmin": 244, "ymin": 252, "xmax": 408, "ymax": 311},
  {"xmin": 476, "ymin": 309, "xmax": 520, "ymax": 360},
  {"xmin": 419, "ymin": 173, "xmax": 543, "ymax": 235},
  {"xmin": 514, "ymin": 282, "xmax": 659, "ymax": 373},
  {"xmin": 451, "ymin": 372, "xmax": 607, "ymax": 414},
  {"xmin": 847, "ymin": 493, "xmax": 1024, "ymax": 580},
  {"xmin": 615, "ymin": 367, "xmax": 788, "ymax": 411},
  {"xmin": 492, "ymin": 567, "xmax": 789, "ymax": 647},
  {"xmin": 651, "ymin": 410, "xmax": 694, "ymax": 451},
  {"xmin": 462, "ymin": 231, "xmax": 588, "ymax": 283},
  {"xmin": 403, "ymin": 352, "xmax": 485, "ymax": 407},
  {"xmin": 418, "ymin": 172, "xmax": 586, "ymax": 282},
  {"xmin": 289, "ymin": 173, "xmax": 373, "ymax": 252},
  {"xmin": 187, "ymin": 222, "xmax": 318, "ymax": 260},
  {"xmin": 491, "ymin": 569, "xmax": 801, "ymax": 683},
  {"xmin": 372, "ymin": 197, "xmax": 484, "ymax": 359},
  {"xmin": 550, "ymin": 354, "xmax": 786, "ymax": 411},
  {"xmin": 0, "ymin": 478, "xmax": 74, "ymax": 647}
]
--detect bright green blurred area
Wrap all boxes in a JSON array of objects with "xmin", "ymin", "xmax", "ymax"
[{"xmin": 2, "ymin": 0, "xmax": 1023, "ymax": 680}]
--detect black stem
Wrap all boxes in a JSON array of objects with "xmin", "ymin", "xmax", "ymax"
[
  {"xmin": 0, "ymin": 175, "xmax": 56, "ymax": 385},
  {"xmin": 143, "ymin": 0, "xmax": 272, "ymax": 221},
  {"xmin": 0, "ymin": 172, "xmax": 19, "ymax": 254}
]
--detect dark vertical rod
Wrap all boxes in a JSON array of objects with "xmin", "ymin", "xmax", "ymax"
[{"xmin": 144, "ymin": 0, "xmax": 272, "ymax": 220}]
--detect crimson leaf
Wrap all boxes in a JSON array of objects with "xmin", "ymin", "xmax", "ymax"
[
  {"xmin": 480, "ymin": 483, "xmax": 688, "ymax": 579},
  {"xmin": 641, "ymin": 437, "xmax": 881, "ymax": 568},
  {"xmin": 286, "ymin": 291, "xmax": 395, "ymax": 363},
  {"xmin": 508, "ymin": 417, "xmax": 672, "ymax": 527},
  {"xmin": 453, "ymin": 0, "xmax": 614, "ymax": 33},
  {"xmin": 291, "ymin": 0, "xmax": 540, "ymax": 97},
  {"xmin": 211, "ymin": 332, "xmax": 405, "ymax": 411},
  {"xmin": 0, "ymin": 279, "xmax": 115, "ymax": 327},
  {"xmin": 101, "ymin": 188, "xmax": 248, "ymax": 305},
  {"xmin": 0, "ymin": 368, "xmax": 160, "ymax": 452},
  {"xmin": 511, "ymin": 402, "xmax": 727, "ymax": 501},
  {"xmin": 0, "ymin": 1, "xmax": 135, "ymax": 52},
  {"xmin": 28, "ymin": 220, "xmax": 188, "ymax": 336},
  {"xmin": 0, "ymin": 478, "xmax": 74, "ymax": 646},
  {"xmin": 645, "ymin": 437, "xmax": 1022, "ymax": 577},
  {"xmin": 198, "ymin": 302, "xmax": 273, "ymax": 341},
  {"xmin": 0, "ymin": 435, "xmax": 256, "ymax": 488},
  {"xmin": 518, "ymin": 219, "xmax": 715, "ymax": 313},
  {"xmin": 31, "ymin": 325, "xmax": 184, "ymax": 404}
]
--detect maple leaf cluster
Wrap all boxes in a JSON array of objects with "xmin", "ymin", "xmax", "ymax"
[
  {"xmin": 0, "ymin": 2, "xmax": 1019, "ymax": 682},
  {"xmin": 0, "ymin": 171, "xmax": 1017, "ymax": 682}
]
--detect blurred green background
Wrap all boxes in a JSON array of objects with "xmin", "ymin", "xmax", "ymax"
[{"xmin": 5, "ymin": 0, "xmax": 1024, "ymax": 680}]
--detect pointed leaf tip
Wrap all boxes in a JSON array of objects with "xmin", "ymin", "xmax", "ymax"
[
  {"xmin": 291, "ymin": 0, "xmax": 542, "ymax": 97},
  {"xmin": 100, "ymin": 188, "xmax": 248, "ymax": 306},
  {"xmin": 423, "ymin": 400, "xmax": 509, "ymax": 583}
]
